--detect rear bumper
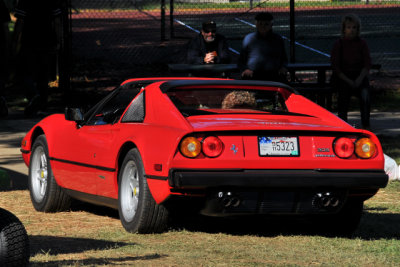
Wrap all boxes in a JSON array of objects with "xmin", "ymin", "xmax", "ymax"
[{"xmin": 169, "ymin": 169, "xmax": 388, "ymax": 189}]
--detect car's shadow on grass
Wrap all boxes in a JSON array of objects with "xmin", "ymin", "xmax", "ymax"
[
  {"xmin": 168, "ymin": 211, "xmax": 400, "ymax": 240},
  {"xmin": 29, "ymin": 235, "xmax": 164, "ymax": 266},
  {"xmin": 60, "ymin": 199, "xmax": 400, "ymax": 240},
  {"xmin": 69, "ymin": 199, "xmax": 120, "ymax": 218},
  {"xmin": 355, "ymin": 211, "xmax": 400, "ymax": 240}
]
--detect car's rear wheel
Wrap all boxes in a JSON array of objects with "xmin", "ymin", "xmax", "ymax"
[
  {"xmin": 118, "ymin": 148, "xmax": 168, "ymax": 233},
  {"xmin": 29, "ymin": 135, "xmax": 71, "ymax": 212},
  {"xmin": 0, "ymin": 208, "xmax": 30, "ymax": 266}
]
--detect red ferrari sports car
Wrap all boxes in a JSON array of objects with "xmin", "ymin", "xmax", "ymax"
[{"xmin": 21, "ymin": 78, "xmax": 388, "ymax": 234}]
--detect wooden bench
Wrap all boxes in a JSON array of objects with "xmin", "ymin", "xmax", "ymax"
[{"xmin": 287, "ymin": 63, "xmax": 381, "ymax": 110}]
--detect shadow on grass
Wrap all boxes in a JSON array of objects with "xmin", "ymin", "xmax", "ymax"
[
  {"xmin": 29, "ymin": 235, "xmax": 165, "ymax": 266},
  {"xmin": 29, "ymin": 235, "xmax": 134, "ymax": 256},
  {"xmin": 2, "ymin": 169, "xmax": 398, "ymax": 241},
  {"xmin": 70, "ymin": 199, "xmax": 119, "ymax": 219},
  {"xmin": 355, "ymin": 211, "xmax": 400, "ymax": 240},
  {"xmin": 168, "ymin": 210, "xmax": 400, "ymax": 240},
  {"xmin": 38, "ymin": 194, "xmax": 400, "ymax": 240},
  {"xmin": 0, "ymin": 167, "xmax": 28, "ymax": 191},
  {"xmin": 30, "ymin": 254, "xmax": 165, "ymax": 267}
]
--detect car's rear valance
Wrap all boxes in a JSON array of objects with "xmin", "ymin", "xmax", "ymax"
[{"xmin": 159, "ymin": 80, "xmax": 297, "ymax": 93}]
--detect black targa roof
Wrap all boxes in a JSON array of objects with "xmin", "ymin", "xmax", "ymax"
[{"xmin": 159, "ymin": 79, "xmax": 297, "ymax": 94}]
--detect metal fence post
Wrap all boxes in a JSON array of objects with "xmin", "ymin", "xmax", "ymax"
[
  {"xmin": 161, "ymin": 0, "xmax": 166, "ymax": 40},
  {"xmin": 289, "ymin": 0, "xmax": 295, "ymax": 63},
  {"xmin": 59, "ymin": 0, "xmax": 72, "ymax": 103},
  {"xmin": 170, "ymin": 0, "xmax": 174, "ymax": 38}
]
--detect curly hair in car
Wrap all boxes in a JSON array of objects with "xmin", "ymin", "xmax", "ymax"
[{"xmin": 221, "ymin": 91, "xmax": 257, "ymax": 109}]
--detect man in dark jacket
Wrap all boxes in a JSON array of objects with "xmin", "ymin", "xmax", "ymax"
[
  {"xmin": 239, "ymin": 12, "xmax": 288, "ymax": 82},
  {"xmin": 187, "ymin": 21, "xmax": 230, "ymax": 64}
]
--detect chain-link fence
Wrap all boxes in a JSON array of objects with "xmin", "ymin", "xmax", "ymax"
[
  {"xmin": 67, "ymin": 0, "xmax": 400, "ymax": 92},
  {"xmin": 69, "ymin": 0, "xmax": 179, "ymax": 90}
]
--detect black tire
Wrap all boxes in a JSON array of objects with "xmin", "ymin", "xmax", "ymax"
[
  {"xmin": 118, "ymin": 148, "xmax": 168, "ymax": 233},
  {"xmin": 314, "ymin": 199, "xmax": 364, "ymax": 237},
  {"xmin": 28, "ymin": 135, "xmax": 71, "ymax": 212},
  {"xmin": 0, "ymin": 208, "xmax": 29, "ymax": 266}
]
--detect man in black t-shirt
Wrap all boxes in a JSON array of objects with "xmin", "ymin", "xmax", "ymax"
[
  {"xmin": 13, "ymin": 0, "xmax": 62, "ymax": 116},
  {"xmin": 0, "ymin": 0, "xmax": 10, "ymax": 117}
]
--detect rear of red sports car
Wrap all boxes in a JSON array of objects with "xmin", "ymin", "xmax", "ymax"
[
  {"xmin": 157, "ymin": 80, "xmax": 387, "ymax": 234},
  {"xmin": 21, "ymin": 78, "xmax": 388, "ymax": 235}
]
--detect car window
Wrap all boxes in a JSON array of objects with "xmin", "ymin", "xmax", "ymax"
[
  {"xmin": 86, "ymin": 86, "xmax": 141, "ymax": 125},
  {"xmin": 121, "ymin": 91, "xmax": 145, "ymax": 123},
  {"xmin": 167, "ymin": 88, "xmax": 287, "ymax": 117}
]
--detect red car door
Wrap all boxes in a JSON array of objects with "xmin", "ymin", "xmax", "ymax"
[
  {"xmin": 49, "ymin": 121, "xmax": 98, "ymax": 195},
  {"xmin": 79, "ymin": 124, "xmax": 120, "ymax": 199}
]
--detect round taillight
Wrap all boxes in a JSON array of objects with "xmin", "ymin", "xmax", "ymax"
[
  {"xmin": 333, "ymin": 137, "xmax": 354, "ymax": 158},
  {"xmin": 355, "ymin": 138, "xmax": 376, "ymax": 159},
  {"xmin": 180, "ymin": 137, "xmax": 201, "ymax": 158},
  {"xmin": 202, "ymin": 136, "xmax": 224, "ymax": 158}
]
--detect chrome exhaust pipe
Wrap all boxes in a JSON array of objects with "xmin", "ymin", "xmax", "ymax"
[
  {"xmin": 230, "ymin": 197, "xmax": 241, "ymax": 207},
  {"xmin": 218, "ymin": 192, "xmax": 241, "ymax": 208},
  {"xmin": 330, "ymin": 197, "xmax": 339, "ymax": 207},
  {"xmin": 222, "ymin": 197, "xmax": 232, "ymax": 207},
  {"xmin": 312, "ymin": 192, "xmax": 342, "ymax": 210},
  {"xmin": 321, "ymin": 196, "xmax": 331, "ymax": 207}
]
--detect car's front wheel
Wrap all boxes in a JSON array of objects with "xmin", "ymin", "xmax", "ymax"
[
  {"xmin": 0, "ymin": 208, "xmax": 30, "ymax": 266},
  {"xmin": 29, "ymin": 135, "xmax": 71, "ymax": 212},
  {"xmin": 118, "ymin": 148, "xmax": 168, "ymax": 233}
]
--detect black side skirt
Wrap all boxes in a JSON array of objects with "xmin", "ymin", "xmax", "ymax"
[{"xmin": 63, "ymin": 188, "xmax": 118, "ymax": 209}]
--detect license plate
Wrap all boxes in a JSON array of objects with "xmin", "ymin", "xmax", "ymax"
[{"xmin": 258, "ymin": 136, "xmax": 299, "ymax": 156}]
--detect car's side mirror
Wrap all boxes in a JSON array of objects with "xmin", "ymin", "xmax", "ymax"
[{"xmin": 65, "ymin": 107, "xmax": 84, "ymax": 123}]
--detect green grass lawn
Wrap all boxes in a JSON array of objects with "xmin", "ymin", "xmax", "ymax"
[{"xmin": 0, "ymin": 182, "xmax": 397, "ymax": 266}]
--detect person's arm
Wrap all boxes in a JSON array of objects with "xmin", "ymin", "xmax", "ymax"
[
  {"xmin": 278, "ymin": 35, "xmax": 288, "ymax": 75},
  {"xmin": 354, "ymin": 68, "xmax": 368, "ymax": 88},
  {"xmin": 331, "ymin": 39, "xmax": 355, "ymax": 87},
  {"xmin": 239, "ymin": 50, "xmax": 253, "ymax": 78},
  {"xmin": 354, "ymin": 40, "xmax": 371, "ymax": 88},
  {"xmin": 238, "ymin": 36, "xmax": 253, "ymax": 78},
  {"xmin": 186, "ymin": 36, "xmax": 205, "ymax": 64},
  {"xmin": 216, "ymin": 35, "xmax": 230, "ymax": 64}
]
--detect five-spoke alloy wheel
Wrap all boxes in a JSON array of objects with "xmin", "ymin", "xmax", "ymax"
[
  {"xmin": 118, "ymin": 148, "xmax": 168, "ymax": 233},
  {"xmin": 28, "ymin": 135, "xmax": 71, "ymax": 212}
]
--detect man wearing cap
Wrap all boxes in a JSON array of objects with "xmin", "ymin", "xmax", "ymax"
[
  {"xmin": 187, "ymin": 21, "xmax": 230, "ymax": 64},
  {"xmin": 239, "ymin": 12, "xmax": 288, "ymax": 82}
]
